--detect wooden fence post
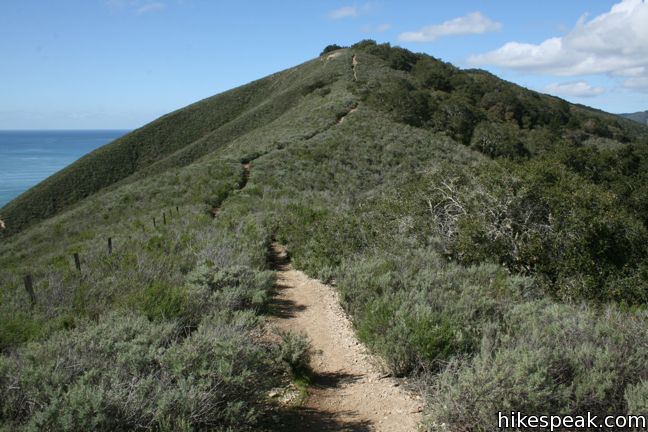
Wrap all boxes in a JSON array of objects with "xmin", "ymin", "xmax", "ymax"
[
  {"xmin": 73, "ymin": 253, "xmax": 81, "ymax": 271},
  {"xmin": 108, "ymin": 237, "xmax": 113, "ymax": 254},
  {"xmin": 153, "ymin": 217, "xmax": 156, "ymax": 228},
  {"xmin": 163, "ymin": 212, "xmax": 167, "ymax": 225},
  {"xmin": 23, "ymin": 274, "xmax": 36, "ymax": 307}
]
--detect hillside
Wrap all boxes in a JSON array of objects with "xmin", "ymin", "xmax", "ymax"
[
  {"xmin": 3, "ymin": 41, "xmax": 648, "ymax": 431},
  {"xmin": 0, "ymin": 57, "xmax": 352, "ymax": 236},
  {"xmin": 621, "ymin": 110, "xmax": 648, "ymax": 125}
]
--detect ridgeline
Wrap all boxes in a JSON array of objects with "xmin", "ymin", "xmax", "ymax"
[{"xmin": 2, "ymin": 41, "xmax": 648, "ymax": 431}]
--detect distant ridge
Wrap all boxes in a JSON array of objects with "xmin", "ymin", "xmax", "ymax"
[{"xmin": 620, "ymin": 110, "xmax": 648, "ymax": 125}]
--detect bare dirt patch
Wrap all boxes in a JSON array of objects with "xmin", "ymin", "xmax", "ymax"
[
  {"xmin": 338, "ymin": 107, "xmax": 358, "ymax": 124},
  {"xmin": 326, "ymin": 52, "xmax": 343, "ymax": 61}
]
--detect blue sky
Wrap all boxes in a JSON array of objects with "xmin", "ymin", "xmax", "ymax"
[{"xmin": 1, "ymin": 0, "xmax": 646, "ymax": 129}]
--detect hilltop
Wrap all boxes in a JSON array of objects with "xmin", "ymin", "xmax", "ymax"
[
  {"xmin": 3, "ymin": 42, "xmax": 646, "ymax": 236},
  {"xmin": 2, "ymin": 41, "xmax": 648, "ymax": 431}
]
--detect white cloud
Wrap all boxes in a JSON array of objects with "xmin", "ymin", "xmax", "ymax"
[
  {"xmin": 545, "ymin": 81, "xmax": 605, "ymax": 98},
  {"xmin": 361, "ymin": 23, "xmax": 392, "ymax": 33},
  {"xmin": 136, "ymin": 1, "xmax": 166, "ymax": 14},
  {"xmin": 470, "ymin": 0, "xmax": 648, "ymax": 91},
  {"xmin": 376, "ymin": 23, "xmax": 391, "ymax": 32},
  {"xmin": 105, "ymin": 0, "xmax": 167, "ymax": 14},
  {"xmin": 328, "ymin": 6, "xmax": 358, "ymax": 19},
  {"xmin": 398, "ymin": 12, "xmax": 501, "ymax": 42},
  {"xmin": 327, "ymin": 3, "xmax": 375, "ymax": 20}
]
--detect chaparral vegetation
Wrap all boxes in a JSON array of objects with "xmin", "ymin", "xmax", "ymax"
[{"xmin": 2, "ymin": 41, "xmax": 648, "ymax": 431}]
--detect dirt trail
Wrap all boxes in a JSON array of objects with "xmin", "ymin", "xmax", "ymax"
[
  {"xmin": 242, "ymin": 162, "xmax": 251, "ymax": 185},
  {"xmin": 326, "ymin": 52, "xmax": 343, "ymax": 61},
  {"xmin": 211, "ymin": 162, "xmax": 251, "ymax": 218},
  {"xmin": 352, "ymin": 55, "xmax": 358, "ymax": 81},
  {"xmin": 338, "ymin": 107, "xmax": 358, "ymax": 124},
  {"xmin": 269, "ymin": 243, "xmax": 422, "ymax": 431}
]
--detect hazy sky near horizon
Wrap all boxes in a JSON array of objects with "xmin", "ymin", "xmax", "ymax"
[{"xmin": 1, "ymin": 0, "xmax": 647, "ymax": 129}]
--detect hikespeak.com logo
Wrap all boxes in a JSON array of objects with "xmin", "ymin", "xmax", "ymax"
[{"xmin": 498, "ymin": 411, "xmax": 647, "ymax": 430}]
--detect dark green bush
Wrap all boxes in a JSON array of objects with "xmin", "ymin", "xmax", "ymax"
[
  {"xmin": 361, "ymin": 79, "xmax": 433, "ymax": 127},
  {"xmin": 353, "ymin": 41, "xmax": 418, "ymax": 71},
  {"xmin": 429, "ymin": 95, "xmax": 481, "ymax": 144},
  {"xmin": 134, "ymin": 281, "xmax": 189, "ymax": 321},
  {"xmin": 0, "ymin": 312, "xmax": 45, "ymax": 352},
  {"xmin": 470, "ymin": 121, "xmax": 530, "ymax": 159},
  {"xmin": 412, "ymin": 57, "xmax": 454, "ymax": 91},
  {"xmin": 320, "ymin": 44, "xmax": 344, "ymax": 56},
  {"xmin": 421, "ymin": 161, "xmax": 648, "ymax": 304}
]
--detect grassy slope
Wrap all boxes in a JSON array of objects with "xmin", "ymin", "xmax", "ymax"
[
  {"xmin": 3, "ymin": 42, "xmax": 648, "ymax": 431},
  {"xmin": 0, "ymin": 55, "xmax": 345, "ymax": 236}
]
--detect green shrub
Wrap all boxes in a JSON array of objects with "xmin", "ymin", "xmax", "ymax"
[
  {"xmin": 0, "ymin": 312, "xmax": 45, "ymax": 352},
  {"xmin": 186, "ymin": 264, "xmax": 275, "ymax": 313},
  {"xmin": 429, "ymin": 95, "xmax": 481, "ymax": 144},
  {"xmin": 276, "ymin": 332, "xmax": 312, "ymax": 376},
  {"xmin": 420, "ymin": 161, "xmax": 648, "ymax": 304},
  {"xmin": 0, "ymin": 311, "xmax": 279, "ymax": 431},
  {"xmin": 412, "ymin": 57, "xmax": 454, "ymax": 91},
  {"xmin": 470, "ymin": 121, "xmax": 529, "ymax": 159},
  {"xmin": 135, "ymin": 281, "xmax": 189, "ymax": 321},
  {"xmin": 355, "ymin": 296, "xmax": 469, "ymax": 375},
  {"xmin": 625, "ymin": 381, "xmax": 648, "ymax": 414},
  {"xmin": 353, "ymin": 40, "xmax": 418, "ymax": 71},
  {"xmin": 336, "ymin": 249, "xmax": 532, "ymax": 375},
  {"xmin": 425, "ymin": 302, "xmax": 648, "ymax": 431}
]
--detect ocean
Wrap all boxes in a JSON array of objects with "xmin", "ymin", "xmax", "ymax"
[{"xmin": 0, "ymin": 130, "xmax": 129, "ymax": 208}]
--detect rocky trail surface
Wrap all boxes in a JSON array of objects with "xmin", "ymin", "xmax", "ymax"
[{"xmin": 268, "ymin": 243, "xmax": 423, "ymax": 431}]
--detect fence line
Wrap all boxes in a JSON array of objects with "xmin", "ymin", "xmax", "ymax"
[{"xmin": 18, "ymin": 206, "xmax": 187, "ymax": 308}]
